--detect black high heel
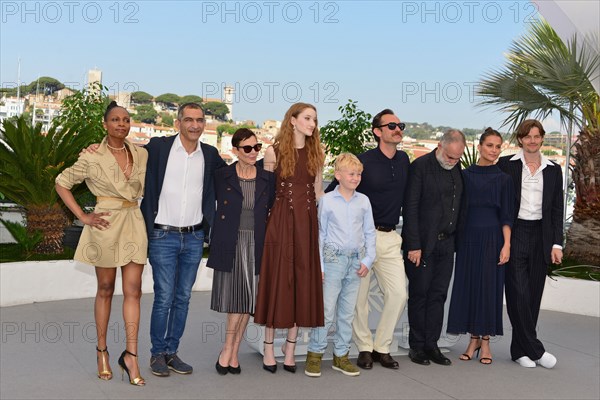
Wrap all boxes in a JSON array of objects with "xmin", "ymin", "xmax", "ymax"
[
  {"xmin": 479, "ymin": 336, "xmax": 492, "ymax": 365},
  {"xmin": 118, "ymin": 350, "xmax": 145, "ymax": 386},
  {"xmin": 281, "ymin": 338, "xmax": 297, "ymax": 373},
  {"xmin": 262, "ymin": 341, "xmax": 277, "ymax": 373},
  {"xmin": 459, "ymin": 336, "xmax": 482, "ymax": 361},
  {"xmin": 215, "ymin": 352, "xmax": 229, "ymax": 375}
]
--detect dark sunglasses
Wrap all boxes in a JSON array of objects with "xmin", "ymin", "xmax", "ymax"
[
  {"xmin": 377, "ymin": 122, "xmax": 405, "ymax": 131},
  {"xmin": 236, "ymin": 143, "xmax": 262, "ymax": 153}
]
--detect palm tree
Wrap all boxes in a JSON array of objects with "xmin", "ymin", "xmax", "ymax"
[
  {"xmin": 0, "ymin": 117, "xmax": 95, "ymax": 253},
  {"xmin": 478, "ymin": 19, "xmax": 600, "ymax": 266}
]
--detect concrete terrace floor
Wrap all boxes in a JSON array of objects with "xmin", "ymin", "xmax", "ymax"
[{"xmin": 1, "ymin": 291, "xmax": 598, "ymax": 400}]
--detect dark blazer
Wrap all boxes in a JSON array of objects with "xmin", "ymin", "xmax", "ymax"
[
  {"xmin": 140, "ymin": 135, "xmax": 227, "ymax": 237},
  {"xmin": 206, "ymin": 163, "xmax": 276, "ymax": 274},
  {"xmin": 401, "ymin": 149, "xmax": 462, "ymax": 258},
  {"xmin": 497, "ymin": 154, "xmax": 564, "ymax": 265}
]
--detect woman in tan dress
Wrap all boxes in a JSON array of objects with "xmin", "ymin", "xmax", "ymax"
[
  {"xmin": 254, "ymin": 103, "xmax": 325, "ymax": 373},
  {"xmin": 55, "ymin": 101, "xmax": 148, "ymax": 386}
]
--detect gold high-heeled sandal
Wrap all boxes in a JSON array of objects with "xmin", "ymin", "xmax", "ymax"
[
  {"xmin": 96, "ymin": 346, "xmax": 113, "ymax": 380},
  {"xmin": 118, "ymin": 350, "xmax": 145, "ymax": 386}
]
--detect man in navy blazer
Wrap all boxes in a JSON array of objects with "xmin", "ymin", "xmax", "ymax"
[
  {"xmin": 497, "ymin": 119, "xmax": 563, "ymax": 369},
  {"xmin": 402, "ymin": 129, "xmax": 465, "ymax": 366},
  {"xmin": 141, "ymin": 103, "xmax": 226, "ymax": 377}
]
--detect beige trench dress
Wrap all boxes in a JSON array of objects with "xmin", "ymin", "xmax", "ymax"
[{"xmin": 56, "ymin": 138, "xmax": 148, "ymax": 268}]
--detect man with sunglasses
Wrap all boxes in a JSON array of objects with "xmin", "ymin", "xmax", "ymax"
[
  {"xmin": 326, "ymin": 109, "xmax": 409, "ymax": 370},
  {"xmin": 402, "ymin": 129, "xmax": 465, "ymax": 366},
  {"xmin": 141, "ymin": 102, "xmax": 226, "ymax": 377}
]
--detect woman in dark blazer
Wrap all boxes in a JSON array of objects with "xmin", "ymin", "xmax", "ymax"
[{"xmin": 208, "ymin": 128, "xmax": 276, "ymax": 375}]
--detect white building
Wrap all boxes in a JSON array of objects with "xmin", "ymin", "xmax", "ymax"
[{"xmin": 0, "ymin": 97, "xmax": 25, "ymax": 124}]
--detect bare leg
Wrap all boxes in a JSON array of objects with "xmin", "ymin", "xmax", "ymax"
[
  {"xmin": 95, "ymin": 267, "xmax": 116, "ymax": 378},
  {"xmin": 229, "ymin": 314, "xmax": 250, "ymax": 367},
  {"xmin": 219, "ymin": 313, "xmax": 241, "ymax": 367},
  {"xmin": 283, "ymin": 325, "xmax": 299, "ymax": 367},
  {"xmin": 263, "ymin": 326, "xmax": 276, "ymax": 366},
  {"xmin": 121, "ymin": 262, "xmax": 145, "ymax": 383}
]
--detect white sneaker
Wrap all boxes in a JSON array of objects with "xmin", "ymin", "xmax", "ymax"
[
  {"xmin": 535, "ymin": 352, "xmax": 557, "ymax": 369},
  {"xmin": 515, "ymin": 356, "xmax": 536, "ymax": 368}
]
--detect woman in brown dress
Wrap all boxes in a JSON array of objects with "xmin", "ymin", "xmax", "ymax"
[
  {"xmin": 55, "ymin": 101, "xmax": 147, "ymax": 386},
  {"xmin": 254, "ymin": 103, "xmax": 325, "ymax": 373}
]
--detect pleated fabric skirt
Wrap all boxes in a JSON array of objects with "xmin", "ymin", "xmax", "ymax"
[{"xmin": 211, "ymin": 229, "xmax": 257, "ymax": 314}]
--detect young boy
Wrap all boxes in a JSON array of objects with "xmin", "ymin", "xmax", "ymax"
[{"xmin": 305, "ymin": 153, "xmax": 376, "ymax": 377}]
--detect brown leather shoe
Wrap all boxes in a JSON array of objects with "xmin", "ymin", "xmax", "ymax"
[
  {"xmin": 356, "ymin": 351, "xmax": 373, "ymax": 369},
  {"xmin": 372, "ymin": 350, "xmax": 399, "ymax": 369}
]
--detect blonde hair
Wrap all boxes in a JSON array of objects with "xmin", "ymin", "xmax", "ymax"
[
  {"xmin": 274, "ymin": 103, "xmax": 325, "ymax": 179},
  {"xmin": 334, "ymin": 152, "xmax": 363, "ymax": 173}
]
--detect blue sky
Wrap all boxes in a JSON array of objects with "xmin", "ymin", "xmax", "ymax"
[{"xmin": 1, "ymin": 0, "xmax": 548, "ymax": 131}]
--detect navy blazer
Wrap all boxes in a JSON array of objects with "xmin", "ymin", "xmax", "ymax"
[
  {"xmin": 497, "ymin": 154, "xmax": 564, "ymax": 265},
  {"xmin": 206, "ymin": 163, "xmax": 276, "ymax": 274},
  {"xmin": 401, "ymin": 149, "xmax": 463, "ymax": 258},
  {"xmin": 140, "ymin": 135, "xmax": 227, "ymax": 237}
]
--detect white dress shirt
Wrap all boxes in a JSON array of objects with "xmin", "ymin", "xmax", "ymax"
[
  {"xmin": 510, "ymin": 149, "xmax": 562, "ymax": 249},
  {"xmin": 154, "ymin": 134, "xmax": 204, "ymax": 227},
  {"xmin": 510, "ymin": 149, "xmax": 553, "ymax": 221}
]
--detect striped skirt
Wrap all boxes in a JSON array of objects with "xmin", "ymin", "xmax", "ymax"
[{"xmin": 211, "ymin": 229, "xmax": 257, "ymax": 314}]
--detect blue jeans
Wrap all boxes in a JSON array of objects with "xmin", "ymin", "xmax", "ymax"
[
  {"xmin": 149, "ymin": 229, "xmax": 204, "ymax": 356},
  {"xmin": 308, "ymin": 252, "xmax": 361, "ymax": 357}
]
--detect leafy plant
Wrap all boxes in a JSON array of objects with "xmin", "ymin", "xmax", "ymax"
[
  {"xmin": 478, "ymin": 18, "xmax": 600, "ymax": 267},
  {"xmin": 0, "ymin": 219, "xmax": 43, "ymax": 256},
  {"xmin": 51, "ymin": 81, "xmax": 109, "ymax": 140},
  {"xmin": 0, "ymin": 116, "xmax": 96, "ymax": 254},
  {"xmin": 460, "ymin": 142, "xmax": 478, "ymax": 168},
  {"xmin": 320, "ymin": 100, "xmax": 373, "ymax": 164}
]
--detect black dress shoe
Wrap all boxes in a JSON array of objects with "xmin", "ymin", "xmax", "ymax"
[
  {"xmin": 372, "ymin": 350, "xmax": 399, "ymax": 369},
  {"xmin": 228, "ymin": 365, "xmax": 241, "ymax": 374},
  {"xmin": 215, "ymin": 360, "xmax": 229, "ymax": 375},
  {"xmin": 357, "ymin": 351, "xmax": 373, "ymax": 369},
  {"xmin": 409, "ymin": 349, "xmax": 431, "ymax": 365},
  {"xmin": 425, "ymin": 348, "xmax": 452, "ymax": 366}
]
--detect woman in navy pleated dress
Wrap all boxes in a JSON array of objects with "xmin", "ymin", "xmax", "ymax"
[{"xmin": 447, "ymin": 128, "xmax": 514, "ymax": 364}]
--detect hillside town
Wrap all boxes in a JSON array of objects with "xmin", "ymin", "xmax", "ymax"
[{"xmin": 0, "ymin": 69, "xmax": 570, "ymax": 169}]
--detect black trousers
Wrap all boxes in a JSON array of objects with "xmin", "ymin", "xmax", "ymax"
[
  {"xmin": 505, "ymin": 219, "xmax": 547, "ymax": 361},
  {"xmin": 404, "ymin": 237, "xmax": 455, "ymax": 350}
]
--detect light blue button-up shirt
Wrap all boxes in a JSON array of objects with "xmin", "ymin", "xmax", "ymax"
[{"xmin": 318, "ymin": 185, "xmax": 377, "ymax": 271}]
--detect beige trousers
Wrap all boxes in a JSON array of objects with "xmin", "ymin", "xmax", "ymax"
[{"xmin": 352, "ymin": 230, "xmax": 407, "ymax": 353}]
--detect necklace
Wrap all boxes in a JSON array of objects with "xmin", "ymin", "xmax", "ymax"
[
  {"xmin": 119, "ymin": 152, "xmax": 131, "ymax": 176},
  {"xmin": 107, "ymin": 143, "xmax": 126, "ymax": 152}
]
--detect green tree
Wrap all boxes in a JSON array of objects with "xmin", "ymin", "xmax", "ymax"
[
  {"xmin": 131, "ymin": 91, "xmax": 153, "ymax": 104},
  {"xmin": 26, "ymin": 76, "xmax": 64, "ymax": 95},
  {"xmin": 159, "ymin": 112, "xmax": 174, "ymax": 127},
  {"xmin": 180, "ymin": 95, "xmax": 203, "ymax": 104},
  {"xmin": 0, "ymin": 116, "xmax": 97, "ymax": 254},
  {"xmin": 132, "ymin": 104, "xmax": 158, "ymax": 124},
  {"xmin": 155, "ymin": 93, "xmax": 181, "ymax": 108},
  {"xmin": 204, "ymin": 101, "xmax": 229, "ymax": 121},
  {"xmin": 478, "ymin": 19, "xmax": 600, "ymax": 266},
  {"xmin": 52, "ymin": 81, "xmax": 110, "ymax": 141},
  {"xmin": 320, "ymin": 100, "xmax": 373, "ymax": 163}
]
